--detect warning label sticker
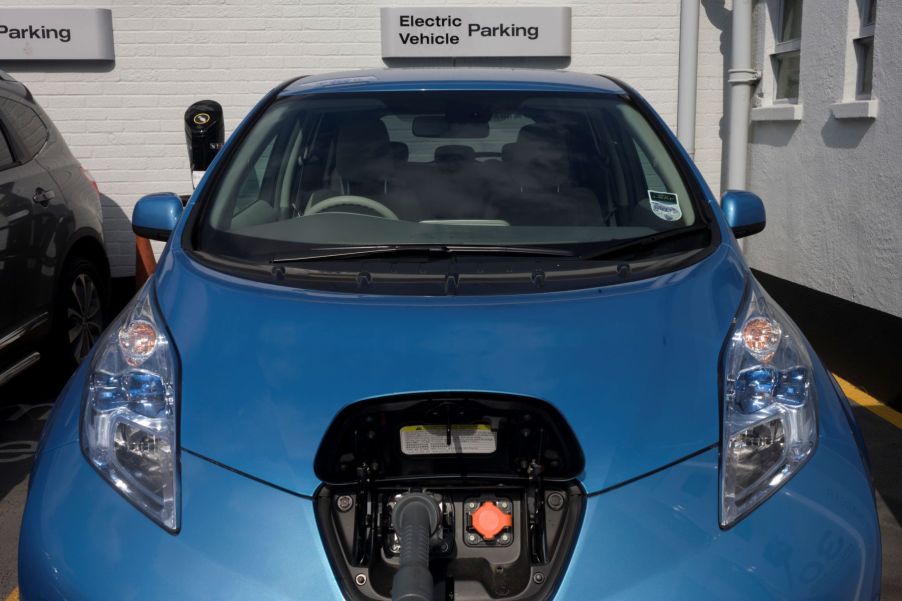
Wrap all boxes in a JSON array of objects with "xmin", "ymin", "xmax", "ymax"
[{"xmin": 400, "ymin": 424, "xmax": 497, "ymax": 455}]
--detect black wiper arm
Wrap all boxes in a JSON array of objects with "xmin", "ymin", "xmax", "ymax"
[
  {"xmin": 270, "ymin": 244, "xmax": 575, "ymax": 264},
  {"xmin": 579, "ymin": 224, "xmax": 710, "ymax": 261}
]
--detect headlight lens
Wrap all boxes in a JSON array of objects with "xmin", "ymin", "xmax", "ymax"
[
  {"xmin": 82, "ymin": 283, "xmax": 179, "ymax": 531},
  {"xmin": 720, "ymin": 281, "xmax": 817, "ymax": 527}
]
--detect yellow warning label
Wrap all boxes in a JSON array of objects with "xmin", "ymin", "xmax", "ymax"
[{"xmin": 400, "ymin": 424, "xmax": 496, "ymax": 455}]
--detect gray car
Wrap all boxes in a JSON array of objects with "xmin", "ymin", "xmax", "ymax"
[{"xmin": 0, "ymin": 71, "xmax": 110, "ymax": 385}]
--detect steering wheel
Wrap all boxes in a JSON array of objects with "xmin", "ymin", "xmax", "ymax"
[{"xmin": 304, "ymin": 195, "xmax": 399, "ymax": 220}]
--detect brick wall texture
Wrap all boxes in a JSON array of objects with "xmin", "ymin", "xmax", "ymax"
[{"xmin": 1, "ymin": 0, "xmax": 731, "ymax": 277}]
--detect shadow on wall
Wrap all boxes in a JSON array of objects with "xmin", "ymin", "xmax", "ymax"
[
  {"xmin": 99, "ymin": 192, "xmax": 134, "ymax": 279},
  {"xmin": 0, "ymin": 59, "xmax": 115, "ymax": 74},
  {"xmin": 750, "ymin": 120, "xmax": 800, "ymax": 147},
  {"xmin": 820, "ymin": 116, "xmax": 874, "ymax": 149},
  {"xmin": 701, "ymin": 0, "xmax": 731, "ymax": 193}
]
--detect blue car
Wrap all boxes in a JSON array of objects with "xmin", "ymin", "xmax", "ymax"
[{"xmin": 19, "ymin": 69, "xmax": 880, "ymax": 600}]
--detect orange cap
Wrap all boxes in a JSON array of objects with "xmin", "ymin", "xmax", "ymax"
[{"xmin": 471, "ymin": 502, "xmax": 512, "ymax": 540}]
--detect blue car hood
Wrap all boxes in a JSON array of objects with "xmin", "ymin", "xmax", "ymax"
[{"xmin": 155, "ymin": 245, "xmax": 746, "ymax": 496}]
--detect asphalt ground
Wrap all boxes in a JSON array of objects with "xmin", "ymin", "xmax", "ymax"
[{"xmin": 0, "ymin": 280, "xmax": 899, "ymax": 600}]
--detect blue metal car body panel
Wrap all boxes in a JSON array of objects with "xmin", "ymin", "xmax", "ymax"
[
  {"xmin": 19, "ymin": 355, "xmax": 879, "ymax": 599},
  {"xmin": 19, "ymin": 69, "xmax": 881, "ymax": 599},
  {"xmin": 153, "ymin": 242, "xmax": 745, "ymax": 496}
]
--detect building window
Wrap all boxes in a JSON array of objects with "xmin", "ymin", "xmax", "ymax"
[
  {"xmin": 770, "ymin": 0, "xmax": 802, "ymax": 102},
  {"xmin": 855, "ymin": 0, "xmax": 876, "ymax": 98}
]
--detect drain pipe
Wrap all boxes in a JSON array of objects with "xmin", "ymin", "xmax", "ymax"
[
  {"xmin": 677, "ymin": 0, "xmax": 700, "ymax": 158},
  {"xmin": 726, "ymin": 0, "xmax": 759, "ymax": 190}
]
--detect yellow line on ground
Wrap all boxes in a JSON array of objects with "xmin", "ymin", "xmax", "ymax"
[
  {"xmin": 3, "ymin": 588, "xmax": 18, "ymax": 601},
  {"xmin": 834, "ymin": 374, "xmax": 902, "ymax": 430}
]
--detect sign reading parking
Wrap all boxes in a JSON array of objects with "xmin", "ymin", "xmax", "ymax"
[
  {"xmin": 0, "ymin": 8, "xmax": 114, "ymax": 60},
  {"xmin": 381, "ymin": 7, "xmax": 571, "ymax": 59}
]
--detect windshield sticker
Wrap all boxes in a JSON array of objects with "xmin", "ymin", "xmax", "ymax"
[{"xmin": 648, "ymin": 190, "xmax": 682, "ymax": 221}]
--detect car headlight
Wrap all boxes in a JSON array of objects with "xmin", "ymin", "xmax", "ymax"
[
  {"xmin": 81, "ymin": 282, "xmax": 179, "ymax": 531},
  {"xmin": 720, "ymin": 280, "xmax": 817, "ymax": 527}
]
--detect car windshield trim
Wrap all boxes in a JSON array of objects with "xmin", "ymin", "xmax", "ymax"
[
  {"xmin": 576, "ymin": 223, "xmax": 710, "ymax": 261},
  {"xmin": 270, "ymin": 244, "xmax": 577, "ymax": 263}
]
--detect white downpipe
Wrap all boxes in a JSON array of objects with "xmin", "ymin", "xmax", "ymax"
[
  {"xmin": 677, "ymin": 0, "xmax": 700, "ymax": 158},
  {"xmin": 726, "ymin": 0, "xmax": 759, "ymax": 190}
]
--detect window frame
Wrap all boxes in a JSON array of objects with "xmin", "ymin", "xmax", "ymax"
[
  {"xmin": 0, "ymin": 121, "xmax": 17, "ymax": 172},
  {"xmin": 854, "ymin": 0, "xmax": 876, "ymax": 99},
  {"xmin": 0, "ymin": 97, "xmax": 48, "ymax": 164},
  {"xmin": 771, "ymin": 0, "xmax": 803, "ymax": 103}
]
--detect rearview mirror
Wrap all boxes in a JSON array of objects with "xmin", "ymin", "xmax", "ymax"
[
  {"xmin": 185, "ymin": 100, "xmax": 224, "ymax": 177},
  {"xmin": 721, "ymin": 190, "xmax": 766, "ymax": 239},
  {"xmin": 132, "ymin": 193, "xmax": 183, "ymax": 242}
]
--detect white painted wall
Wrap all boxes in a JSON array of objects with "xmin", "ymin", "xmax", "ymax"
[
  {"xmin": 0, "ymin": 0, "xmax": 729, "ymax": 277},
  {"xmin": 746, "ymin": 0, "xmax": 902, "ymax": 318}
]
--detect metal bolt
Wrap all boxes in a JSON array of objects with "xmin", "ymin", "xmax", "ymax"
[
  {"xmin": 467, "ymin": 501, "xmax": 478, "ymax": 510},
  {"xmin": 497, "ymin": 500, "xmax": 510, "ymax": 510},
  {"xmin": 355, "ymin": 574, "xmax": 367, "ymax": 586},
  {"xmin": 439, "ymin": 541, "xmax": 450, "ymax": 553},
  {"xmin": 533, "ymin": 572, "xmax": 545, "ymax": 585},
  {"xmin": 467, "ymin": 533, "xmax": 478, "ymax": 544},
  {"xmin": 546, "ymin": 492, "xmax": 565, "ymax": 511},
  {"xmin": 336, "ymin": 495, "xmax": 354, "ymax": 512},
  {"xmin": 500, "ymin": 533, "xmax": 511, "ymax": 543},
  {"xmin": 390, "ymin": 542, "xmax": 401, "ymax": 554}
]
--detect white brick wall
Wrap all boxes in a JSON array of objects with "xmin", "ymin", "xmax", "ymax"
[
  {"xmin": 744, "ymin": 0, "xmax": 902, "ymax": 318},
  {"xmin": 1, "ymin": 0, "xmax": 729, "ymax": 277}
]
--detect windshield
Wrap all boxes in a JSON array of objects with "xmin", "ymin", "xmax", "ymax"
[{"xmin": 195, "ymin": 91, "xmax": 703, "ymax": 262}]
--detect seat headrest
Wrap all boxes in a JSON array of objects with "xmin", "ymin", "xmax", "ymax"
[
  {"xmin": 512, "ymin": 124, "xmax": 571, "ymax": 188},
  {"xmin": 518, "ymin": 124, "xmax": 558, "ymax": 143},
  {"xmin": 501, "ymin": 142, "xmax": 518, "ymax": 163},
  {"xmin": 390, "ymin": 141, "xmax": 409, "ymax": 163},
  {"xmin": 434, "ymin": 144, "xmax": 476, "ymax": 165},
  {"xmin": 335, "ymin": 118, "xmax": 393, "ymax": 183}
]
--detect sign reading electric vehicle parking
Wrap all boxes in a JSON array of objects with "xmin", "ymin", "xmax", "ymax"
[
  {"xmin": 0, "ymin": 8, "xmax": 113, "ymax": 60},
  {"xmin": 381, "ymin": 7, "xmax": 571, "ymax": 58}
]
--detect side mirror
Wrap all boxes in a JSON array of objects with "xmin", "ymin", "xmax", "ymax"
[
  {"xmin": 184, "ymin": 100, "xmax": 224, "ymax": 178},
  {"xmin": 721, "ymin": 190, "xmax": 766, "ymax": 239},
  {"xmin": 132, "ymin": 193, "xmax": 183, "ymax": 242}
]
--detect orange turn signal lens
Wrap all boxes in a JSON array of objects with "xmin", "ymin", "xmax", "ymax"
[
  {"xmin": 118, "ymin": 320, "xmax": 158, "ymax": 366},
  {"xmin": 741, "ymin": 317, "xmax": 782, "ymax": 362}
]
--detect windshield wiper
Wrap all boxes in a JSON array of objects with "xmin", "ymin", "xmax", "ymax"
[
  {"xmin": 578, "ymin": 224, "xmax": 710, "ymax": 261},
  {"xmin": 270, "ymin": 244, "xmax": 576, "ymax": 264}
]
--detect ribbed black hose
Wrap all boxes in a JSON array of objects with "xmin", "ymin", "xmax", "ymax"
[{"xmin": 391, "ymin": 494, "xmax": 440, "ymax": 601}]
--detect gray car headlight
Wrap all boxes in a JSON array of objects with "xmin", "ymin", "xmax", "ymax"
[
  {"xmin": 720, "ymin": 280, "xmax": 817, "ymax": 527},
  {"xmin": 81, "ymin": 282, "xmax": 180, "ymax": 531}
]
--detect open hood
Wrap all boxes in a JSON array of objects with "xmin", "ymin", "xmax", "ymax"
[{"xmin": 155, "ymin": 244, "xmax": 746, "ymax": 496}]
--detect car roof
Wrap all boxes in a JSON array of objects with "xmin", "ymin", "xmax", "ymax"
[{"xmin": 279, "ymin": 68, "xmax": 626, "ymax": 97}]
